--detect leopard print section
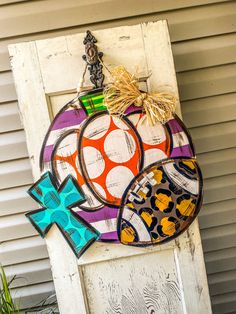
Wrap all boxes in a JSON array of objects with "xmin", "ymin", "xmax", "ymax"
[{"xmin": 118, "ymin": 158, "xmax": 203, "ymax": 246}]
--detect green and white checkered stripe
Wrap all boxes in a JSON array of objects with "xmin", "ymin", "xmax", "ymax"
[{"xmin": 80, "ymin": 91, "xmax": 106, "ymax": 115}]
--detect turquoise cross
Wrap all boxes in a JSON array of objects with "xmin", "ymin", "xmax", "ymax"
[{"xmin": 27, "ymin": 172, "xmax": 100, "ymax": 258}]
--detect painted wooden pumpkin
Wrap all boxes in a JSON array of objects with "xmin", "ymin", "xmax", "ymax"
[{"xmin": 40, "ymin": 88, "xmax": 198, "ymax": 243}]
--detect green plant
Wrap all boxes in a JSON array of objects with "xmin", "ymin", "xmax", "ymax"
[
  {"xmin": 0, "ymin": 265, "xmax": 59, "ymax": 314},
  {"xmin": 0, "ymin": 266, "xmax": 20, "ymax": 314}
]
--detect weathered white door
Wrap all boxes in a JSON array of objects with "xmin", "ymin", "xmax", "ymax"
[{"xmin": 9, "ymin": 21, "xmax": 212, "ymax": 314}]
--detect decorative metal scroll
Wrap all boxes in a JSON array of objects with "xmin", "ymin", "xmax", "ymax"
[{"xmin": 82, "ymin": 30, "xmax": 104, "ymax": 89}]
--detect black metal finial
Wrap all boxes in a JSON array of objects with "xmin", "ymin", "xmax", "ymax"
[{"xmin": 82, "ymin": 30, "xmax": 104, "ymax": 89}]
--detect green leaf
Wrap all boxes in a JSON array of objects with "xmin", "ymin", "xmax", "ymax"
[{"xmin": 0, "ymin": 265, "xmax": 20, "ymax": 314}]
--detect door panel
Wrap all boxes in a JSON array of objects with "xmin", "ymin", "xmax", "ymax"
[
  {"xmin": 48, "ymin": 92, "xmax": 77, "ymax": 118},
  {"xmin": 9, "ymin": 21, "xmax": 211, "ymax": 314},
  {"xmin": 83, "ymin": 249, "xmax": 182, "ymax": 314}
]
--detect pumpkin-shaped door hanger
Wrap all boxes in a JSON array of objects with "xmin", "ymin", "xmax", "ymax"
[{"xmin": 30, "ymin": 30, "xmax": 203, "ymax": 257}]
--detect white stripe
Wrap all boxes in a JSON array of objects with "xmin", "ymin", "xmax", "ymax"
[
  {"xmin": 71, "ymin": 207, "xmax": 117, "ymax": 233},
  {"xmin": 41, "ymin": 162, "xmax": 51, "ymax": 171},
  {"xmin": 90, "ymin": 218, "xmax": 117, "ymax": 233},
  {"xmin": 172, "ymin": 131, "xmax": 189, "ymax": 148},
  {"xmin": 163, "ymin": 162, "xmax": 199, "ymax": 195},
  {"xmin": 46, "ymin": 124, "xmax": 81, "ymax": 146},
  {"xmin": 123, "ymin": 207, "xmax": 151, "ymax": 241},
  {"xmin": 65, "ymin": 106, "xmax": 77, "ymax": 111}
]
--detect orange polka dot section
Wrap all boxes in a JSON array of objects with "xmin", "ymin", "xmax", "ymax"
[{"xmin": 79, "ymin": 112, "xmax": 143, "ymax": 207}]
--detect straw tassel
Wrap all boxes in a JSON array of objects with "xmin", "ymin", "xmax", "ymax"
[{"xmin": 104, "ymin": 66, "xmax": 177, "ymax": 125}]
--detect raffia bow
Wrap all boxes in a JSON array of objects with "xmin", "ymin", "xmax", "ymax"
[{"xmin": 104, "ymin": 66, "xmax": 177, "ymax": 125}]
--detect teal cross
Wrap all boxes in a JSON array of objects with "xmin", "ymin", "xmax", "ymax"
[{"xmin": 27, "ymin": 171, "xmax": 100, "ymax": 258}]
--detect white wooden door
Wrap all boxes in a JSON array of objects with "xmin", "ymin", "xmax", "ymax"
[{"xmin": 9, "ymin": 21, "xmax": 212, "ymax": 314}]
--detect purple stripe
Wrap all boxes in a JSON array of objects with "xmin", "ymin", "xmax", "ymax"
[
  {"xmin": 100, "ymin": 231, "xmax": 118, "ymax": 241},
  {"xmin": 171, "ymin": 145, "xmax": 193, "ymax": 158},
  {"xmin": 125, "ymin": 105, "xmax": 140, "ymax": 114},
  {"xmin": 76, "ymin": 206, "xmax": 118, "ymax": 223},
  {"xmin": 42, "ymin": 109, "xmax": 87, "ymax": 163},
  {"xmin": 52, "ymin": 109, "xmax": 86, "ymax": 131},
  {"xmin": 76, "ymin": 206, "xmax": 119, "ymax": 241},
  {"xmin": 167, "ymin": 119, "xmax": 183, "ymax": 134},
  {"xmin": 43, "ymin": 145, "xmax": 54, "ymax": 162}
]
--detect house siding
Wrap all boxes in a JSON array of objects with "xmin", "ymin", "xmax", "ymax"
[{"xmin": 0, "ymin": 1, "xmax": 236, "ymax": 312}]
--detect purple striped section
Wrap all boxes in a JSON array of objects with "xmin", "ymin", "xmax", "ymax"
[
  {"xmin": 125, "ymin": 105, "xmax": 140, "ymax": 115},
  {"xmin": 76, "ymin": 206, "xmax": 119, "ymax": 241},
  {"xmin": 76, "ymin": 206, "xmax": 118, "ymax": 223},
  {"xmin": 42, "ymin": 108, "xmax": 87, "ymax": 163},
  {"xmin": 167, "ymin": 118, "xmax": 194, "ymax": 157},
  {"xmin": 100, "ymin": 231, "xmax": 118, "ymax": 241},
  {"xmin": 43, "ymin": 145, "xmax": 54, "ymax": 162},
  {"xmin": 167, "ymin": 118, "xmax": 183, "ymax": 134},
  {"xmin": 171, "ymin": 144, "xmax": 193, "ymax": 158},
  {"xmin": 52, "ymin": 108, "xmax": 86, "ymax": 130}
]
